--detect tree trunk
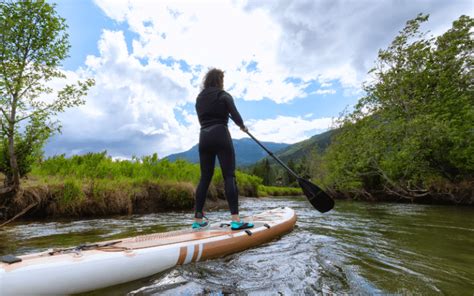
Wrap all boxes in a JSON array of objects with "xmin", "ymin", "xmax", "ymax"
[
  {"xmin": 6, "ymin": 93, "xmax": 19, "ymax": 193},
  {"xmin": 7, "ymin": 131, "xmax": 20, "ymax": 192}
]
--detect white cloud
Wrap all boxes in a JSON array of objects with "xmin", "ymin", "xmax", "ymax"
[
  {"xmin": 229, "ymin": 115, "xmax": 333, "ymax": 144},
  {"xmin": 93, "ymin": 0, "xmax": 471, "ymax": 98},
  {"xmin": 93, "ymin": 0, "xmax": 129, "ymax": 22},
  {"xmin": 93, "ymin": 0, "xmax": 310, "ymax": 103},
  {"xmin": 244, "ymin": 0, "xmax": 472, "ymax": 89},
  {"xmin": 45, "ymin": 0, "xmax": 471, "ymax": 158},
  {"xmin": 46, "ymin": 29, "xmax": 200, "ymax": 158},
  {"xmin": 320, "ymin": 81, "xmax": 332, "ymax": 88},
  {"xmin": 315, "ymin": 89, "xmax": 336, "ymax": 95}
]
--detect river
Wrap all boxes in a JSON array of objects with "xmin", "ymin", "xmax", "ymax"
[{"xmin": 1, "ymin": 197, "xmax": 473, "ymax": 295}]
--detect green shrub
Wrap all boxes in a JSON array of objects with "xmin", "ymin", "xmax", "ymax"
[{"xmin": 59, "ymin": 179, "xmax": 84, "ymax": 205}]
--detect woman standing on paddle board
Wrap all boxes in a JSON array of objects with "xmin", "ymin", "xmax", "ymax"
[{"xmin": 193, "ymin": 68, "xmax": 253, "ymax": 231}]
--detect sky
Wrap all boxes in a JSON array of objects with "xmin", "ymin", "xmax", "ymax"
[{"xmin": 43, "ymin": 0, "xmax": 472, "ymax": 159}]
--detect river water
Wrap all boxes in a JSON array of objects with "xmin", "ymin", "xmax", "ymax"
[{"xmin": 1, "ymin": 197, "xmax": 473, "ymax": 295}]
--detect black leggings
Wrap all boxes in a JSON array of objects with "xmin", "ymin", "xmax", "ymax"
[{"xmin": 195, "ymin": 124, "xmax": 239, "ymax": 217}]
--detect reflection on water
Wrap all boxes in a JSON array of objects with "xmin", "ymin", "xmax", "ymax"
[{"xmin": 1, "ymin": 198, "xmax": 473, "ymax": 295}]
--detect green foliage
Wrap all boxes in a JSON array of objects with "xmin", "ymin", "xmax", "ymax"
[
  {"xmin": 320, "ymin": 14, "xmax": 473, "ymax": 198},
  {"xmin": 281, "ymin": 159, "xmax": 296, "ymax": 186},
  {"xmin": 0, "ymin": 1, "xmax": 94, "ymax": 188},
  {"xmin": 252, "ymin": 158, "xmax": 272, "ymax": 185},
  {"xmin": 235, "ymin": 170, "xmax": 262, "ymax": 197},
  {"xmin": 271, "ymin": 129, "xmax": 335, "ymax": 163},
  {"xmin": 32, "ymin": 151, "xmax": 296, "ymax": 196},
  {"xmin": 33, "ymin": 152, "xmax": 201, "ymax": 183},
  {"xmin": 59, "ymin": 179, "xmax": 84, "ymax": 205},
  {"xmin": 31, "ymin": 152, "xmax": 299, "ymax": 204},
  {"xmin": 157, "ymin": 181, "xmax": 195, "ymax": 210},
  {"xmin": 257, "ymin": 185, "xmax": 302, "ymax": 197},
  {"xmin": 0, "ymin": 117, "xmax": 50, "ymax": 179},
  {"xmin": 245, "ymin": 129, "xmax": 337, "ymax": 188}
]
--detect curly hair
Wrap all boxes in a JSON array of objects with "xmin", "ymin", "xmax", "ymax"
[{"xmin": 202, "ymin": 68, "xmax": 224, "ymax": 90}]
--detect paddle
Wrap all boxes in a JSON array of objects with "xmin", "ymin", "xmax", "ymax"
[{"xmin": 243, "ymin": 129, "xmax": 335, "ymax": 213}]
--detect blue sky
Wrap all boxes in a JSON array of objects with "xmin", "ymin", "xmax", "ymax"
[{"xmin": 44, "ymin": 0, "xmax": 472, "ymax": 158}]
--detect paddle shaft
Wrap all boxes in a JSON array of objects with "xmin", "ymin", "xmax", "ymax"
[
  {"xmin": 228, "ymin": 113, "xmax": 300, "ymax": 179},
  {"xmin": 237, "ymin": 123, "xmax": 334, "ymax": 213},
  {"xmin": 243, "ymin": 130, "xmax": 300, "ymax": 180}
]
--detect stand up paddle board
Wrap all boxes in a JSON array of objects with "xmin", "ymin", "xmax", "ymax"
[{"xmin": 0, "ymin": 207, "xmax": 296, "ymax": 295}]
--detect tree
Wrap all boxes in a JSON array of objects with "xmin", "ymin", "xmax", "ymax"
[
  {"xmin": 0, "ymin": 1, "xmax": 94, "ymax": 193},
  {"xmin": 322, "ymin": 14, "xmax": 473, "ymax": 201},
  {"xmin": 261, "ymin": 158, "xmax": 271, "ymax": 185},
  {"xmin": 308, "ymin": 148, "xmax": 325, "ymax": 183},
  {"xmin": 251, "ymin": 158, "xmax": 272, "ymax": 185},
  {"xmin": 285, "ymin": 159, "xmax": 297, "ymax": 186}
]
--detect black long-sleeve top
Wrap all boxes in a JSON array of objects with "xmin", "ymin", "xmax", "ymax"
[{"xmin": 195, "ymin": 87, "xmax": 244, "ymax": 129}]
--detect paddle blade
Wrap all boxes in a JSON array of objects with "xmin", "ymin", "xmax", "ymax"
[{"xmin": 297, "ymin": 178, "xmax": 335, "ymax": 213}]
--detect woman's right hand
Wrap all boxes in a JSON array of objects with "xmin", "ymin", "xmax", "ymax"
[{"xmin": 240, "ymin": 125, "xmax": 248, "ymax": 133}]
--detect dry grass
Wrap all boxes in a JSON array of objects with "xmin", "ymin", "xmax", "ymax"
[{"xmin": 4, "ymin": 179, "xmax": 197, "ymax": 219}]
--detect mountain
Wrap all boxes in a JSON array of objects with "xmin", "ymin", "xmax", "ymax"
[
  {"xmin": 270, "ymin": 129, "xmax": 338, "ymax": 163},
  {"xmin": 166, "ymin": 138, "xmax": 290, "ymax": 166}
]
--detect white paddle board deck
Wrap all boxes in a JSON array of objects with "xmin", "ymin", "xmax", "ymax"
[{"xmin": 0, "ymin": 207, "xmax": 296, "ymax": 295}]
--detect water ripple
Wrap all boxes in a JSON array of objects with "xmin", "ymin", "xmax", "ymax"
[{"xmin": 1, "ymin": 197, "xmax": 473, "ymax": 295}]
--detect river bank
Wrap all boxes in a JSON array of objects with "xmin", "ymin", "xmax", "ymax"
[
  {"xmin": 3, "ymin": 175, "xmax": 472, "ymax": 223},
  {"xmin": 0, "ymin": 177, "xmax": 302, "ymax": 221},
  {"xmin": 328, "ymin": 179, "xmax": 474, "ymax": 206},
  {"xmin": 0, "ymin": 153, "xmax": 302, "ymax": 222},
  {"xmin": 2, "ymin": 152, "xmax": 470, "ymax": 223}
]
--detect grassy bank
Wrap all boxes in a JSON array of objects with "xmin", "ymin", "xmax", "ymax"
[
  {"xmin": 257, "ymin": 185, "xmax": 302, "ymax": 197},
  {"xmin": 3, "ymin": 152, "xmax": 301, "ymax": 220}
]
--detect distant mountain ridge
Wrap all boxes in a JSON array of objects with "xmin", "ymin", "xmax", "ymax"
[
  {"xmin": 270, "ymin": 129, "xmax": 337, "ymax": 163},
  {"xmin": 166, "ymin": 138, "xmax": 290, "ymax": 166}
]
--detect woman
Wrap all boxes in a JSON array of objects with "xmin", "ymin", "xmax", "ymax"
[{"xmin": 193, "ymin": 68, "xmax": 254, "ymax": 230}]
